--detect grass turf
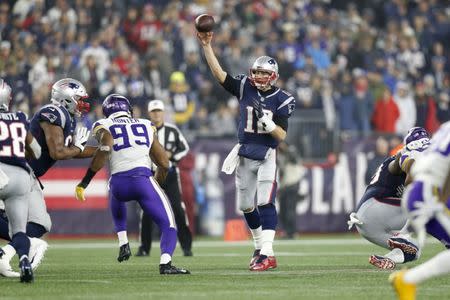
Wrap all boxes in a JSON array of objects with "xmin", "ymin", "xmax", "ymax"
[{"xmin": 1, "ymin": 235, "xmax": 447, "ymax": 300}]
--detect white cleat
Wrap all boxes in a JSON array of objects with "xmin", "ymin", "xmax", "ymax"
[
  {"xmin": 0, "ymin": 252, "xmax": 19, "ymax": 277},
  {"xmin": 29, "ymin": 238, "xmax": 48, "ymax": 271}
]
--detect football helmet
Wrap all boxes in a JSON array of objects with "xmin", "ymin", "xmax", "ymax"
[
  {"xmin": 51, "ymin": 78, "xmax": 89, "ymax": 116},
  {"xmin": 102, "ymin": 94, "xmax": 132, "ymax": 118},
  {"xmin": 403, "ymin": 127, "xmax": 430, "ymax": 151},
  {"xmin": 249, "ymin": 56, "xmax": 279, "ymax": 90},
  {"xmin": 0, "ymin": 79, "xmax": 12, "ymax": 112}
]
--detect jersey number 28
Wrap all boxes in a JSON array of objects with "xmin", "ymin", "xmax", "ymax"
[{"xmin": 0, "ymin": 121, "xmax": 26, "ymax": 157}]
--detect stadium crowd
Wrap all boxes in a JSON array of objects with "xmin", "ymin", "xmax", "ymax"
[{"xmin": 0, "ymin": 0, "xmax": 449, "ymax": 139}]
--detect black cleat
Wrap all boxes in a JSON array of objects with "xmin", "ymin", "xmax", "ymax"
[
  {"xmin": 135, "ymin": 246, "xmax": 149, "ymax": 257},
  {"xmin": 117, "ymin": 243, "xmax": 131, "ymax": 262},
  {"xmin": 159, "ymin": 262, "xmax": 190, "ymax": 275},
  {"xmin": 19, "ymin": 257, "xmax": 33, "ymax": 283},
  {"xmin": 183, "ymin": 249, "xmax": 193, "ymax": 257}
]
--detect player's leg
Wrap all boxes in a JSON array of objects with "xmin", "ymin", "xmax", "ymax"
[
  {"xmin": 136, "ymin": 210, "xmax": 152, "ymax": 256},
  {"xmin": 390, "ymin": 181, "xmax": 450, "ymax": 299},
  {"xmin": 236, "ymin": 157, "xmax": 260, "ymax": 268},
  {"xmin": 0, "ymin": 207, "xmax": 10, "ymax": 241},
  {"xmin": 354, "ymin": 198, "xmax": 416, "ymax": 269},
  {"xmin": 252, "ymin": 149, "xmax": 278, "ymax": 271},
  {"xmin": 0, "ymin": 165, "xmax": 32, "ymax": 281},
  {"xmin": 138, "ymin": 176, "xmax": 189, "ymax": 274},
  {"xmin": 163, "ymin": 170, "xmax": 192, "ymax": 256},
  {"xmin": 108, "ymin": 185, "xmax": 131, "ymax": 263},
  {"xmin": 25, "ymin": 177, "xmax": 51, "ymax": 271}
]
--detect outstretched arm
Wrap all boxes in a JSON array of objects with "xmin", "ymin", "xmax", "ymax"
[
  {"xmin": 75, "ymin": 128, "xmax": 112, "ymax": 201},
  {"xmin": 197, "ymin": 32, "xmax": 227, "ymax": 84}
]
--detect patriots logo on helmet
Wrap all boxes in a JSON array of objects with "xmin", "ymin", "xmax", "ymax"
[
  {"xmin": 268, "ymin": 59, "xmax": 276, "ymax": 65},
  {"xmin": 68, "ymin": 82, "xmax": 80, "ymax": 89}
]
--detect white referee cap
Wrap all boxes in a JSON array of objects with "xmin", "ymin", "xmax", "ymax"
[{"xmin": 148, "ymin": 99, "xmax": 165, "ymax": 111}]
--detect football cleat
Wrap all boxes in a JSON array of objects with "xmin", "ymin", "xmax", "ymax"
[
  {"xmin": 29, "ymin": 237, "xmax": 48, "ymax": 271},
  {"xmin": 250, "ymin": 255, "xmax": 277, "ymax": 271},
  {"xmin": 369, "ymin": 255, "xmax": 396, "ymax": 270},
  {"xmin": 388, "ymin": 238, "xmax": 419, "ymax": 256},
  {"xmin": 19, "ymin": 257, "xmax": 33, "ymax": 283},
  {"xmin": 389, "ymin": 270, "xmax": 416, "ymax": 300},
  {"xmin": 117, "ymin": 243, "xmax": 131, "ymax": 262},
  {"xmin": 183, "ymin": 249, "xmax": 193, "ymax": 257},
  {"xmin": 249, "ymin": 249, "xmax": 261, "ymax": 269},
  {"xmin": 135, "ymin": 246, "xmax": 149, "ymax": 257},
  {"xmin": 0, "ymin": 248, "xmax": 19, "ymax": 277},
  {"xmin": 159, "ymin": 262, "xmax": 190, "ymax": 275}
]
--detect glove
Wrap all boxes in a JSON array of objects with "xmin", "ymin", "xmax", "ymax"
[
  {"xmin": 252, "ymin": 98, "xmax": 276, "ymax": 132},
  {"xmin": 252, "ymin": 98, "xmax": 265, "ymax": 119},
  {"xmin": 73, "ymin": 127, "xmax": 90, "ymax": 152},
  {"xmin": 347, "ymin": 212, "xmax": 363, "ymax": 230},
  {"xmin": 75, "ymin": 184, "xmax": 86, "ymax": 202}
]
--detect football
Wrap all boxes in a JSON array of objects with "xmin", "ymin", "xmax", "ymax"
[{"xmin": 195, "ymin": 14, "xmax": 215, "ymax": 32}]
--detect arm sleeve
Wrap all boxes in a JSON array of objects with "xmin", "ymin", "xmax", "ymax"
[{"xmin": 221, "ymin": 74, "xmax": 245, "ymax": 98}]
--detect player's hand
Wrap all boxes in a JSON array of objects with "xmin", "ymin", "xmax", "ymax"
[
  {"xmin": 75, "ymin": 184, "xmax": 86, "ymax": 202},
  {"xmin": 252, "ymin": 98, "xmax": 265, "ymax": 119},
  {"xmin": 197, "ymin": 32, "xmax": 213, "ymax": 46},
  {"xmin": 73, "ymin": 127, "xmax": 90, "ymax": 152}
]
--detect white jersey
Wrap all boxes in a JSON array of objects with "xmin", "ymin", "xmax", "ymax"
[
  {"xmin": 92, "ymin": 117, "xmax": 155, "ymax": 175},
  {"xmin": 411, "ymin": 121, "xmax": 450, "ymax": 187}
]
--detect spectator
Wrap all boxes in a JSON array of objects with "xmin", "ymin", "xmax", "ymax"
[
  {"xmin": 393, "ymin": 81, "xmax": 416, "ymax": 136},
  {"xmin": 436, "ymin": 92, "xmax": 450, "ymax": 124},
  {"xmin": 414, "ymin": 82, "xmax": 439, "ymax": 133},
  {"xmin": 372, "ymin": 86, "xmax": 399, "ymax": 134}
]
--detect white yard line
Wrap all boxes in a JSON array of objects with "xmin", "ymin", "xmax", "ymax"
[{"xmin": 46, "ymin": 238, "xmax": 440, "ymax": 249}]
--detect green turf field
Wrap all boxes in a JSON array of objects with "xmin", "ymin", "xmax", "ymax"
[{"xmin": 1, "ymin": 235, "xmax": 447, "ymax": 300}]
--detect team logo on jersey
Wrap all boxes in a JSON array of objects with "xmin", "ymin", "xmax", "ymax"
[
  {"xmin": 42, "ymin": 112, "xmax": 57, "ymax": 123},
  {"xmin": 288, "ymin": 103, "xmax": 295, "ymax": 115}
]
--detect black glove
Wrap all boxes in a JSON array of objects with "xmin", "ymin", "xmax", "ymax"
[{"xmin": 252, "ymin": 98, "xmax": 265, "ymax": 119}]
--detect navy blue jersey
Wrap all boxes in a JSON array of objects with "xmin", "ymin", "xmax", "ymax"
[
  {"xmin": 357, "ymin": 156, "xmax": 406, "ymax": 209},
  {"xmin": 222, "ymin": 74, "xmax": 296, "ymax": 159},
  {"xmin": 0, "ymin": 111, "xmax": 29, "ymax": 172},
  {"xmin": 28, "ymin": 104, "xmax": 76, "ymax": 177}
]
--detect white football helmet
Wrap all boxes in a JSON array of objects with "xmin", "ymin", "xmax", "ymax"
[
  {"xmin": 51, "ymin": 78, "xmax": 89, "ymax": 116},
  {"xmin": 249, "ymin": 56, "xmax": 279, "ymax": 90},
  {"xmin": 0, "ymin": 79, "xmax": 12, "ymax": 112}
]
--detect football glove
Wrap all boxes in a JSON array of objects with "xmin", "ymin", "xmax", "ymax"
[
  {"xmin": 252, "ymin": 98, "xmax": 276, "ymax": 132},
  {"xmin": 73, "ymin": 127, "xmax": 90, "ymax": 152},
  {"xmin": 75, "ymin": 184, "xmax": 86, "ymax": 202}
]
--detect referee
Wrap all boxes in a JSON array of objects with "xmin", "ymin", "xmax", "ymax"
[{"xmin": 136, "ymin": 100, "xmax": 193, "ymax": 257}]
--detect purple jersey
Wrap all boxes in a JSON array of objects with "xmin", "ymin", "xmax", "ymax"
[
  {"xmin": 0, "ymin": 111, "xmax": 29, "ymax": 172},
  {"xmin": 28, "ymin": 104, "xmax": 76, "ymax": 177},
  {"xmin": 222, "ymin": 74, "xmax": 296, "ymax": 160}
]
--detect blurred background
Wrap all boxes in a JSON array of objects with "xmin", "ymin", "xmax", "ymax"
[{"xmin": 1, "ymin": 0, "xmax": 449, "ymax": 238}]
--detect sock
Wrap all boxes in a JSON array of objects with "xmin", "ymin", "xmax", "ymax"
[
  {"xmin": 0, "ymin": 214, "xmax": 11, "ymax": 241},
  {"xmin": 244, "ymin": 208, "xmax": 261, "ymax": 229},
  {"xmin": 26, "ymin": 222, "xmax": 47, "ymax": 238},
  {"xmin": 260, "ymin": 229, "xmax": 276, "ymax": 256},
  {"xmin": 10, "ymin": 232, "xmax": 30, "ymax": 258},
  {"xmin": 404, "ymin": 250, "xmax": 450, "ymax": 284},
  {"xmin": 259, "ymin": 203, "xmax": 277, "ymax": 230},
  {"xmin": 117, "ymin": 231, "xmax": 128, "ymax": 246},
  {"xmin": 160, "ymin": 253, "xmax": 171, "ymax": 265},
  {"xmin": 250, "ymin": 226, "xmax": 263, "ymax": 250},
  {"xmin": 384, "ymin": 248, "xmax": 404, "ymax": 264}
]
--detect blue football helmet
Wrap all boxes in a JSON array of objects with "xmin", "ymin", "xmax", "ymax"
[{"xmin": 102, "ymin": 94, "xmax": 132, "ymax": 118}]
